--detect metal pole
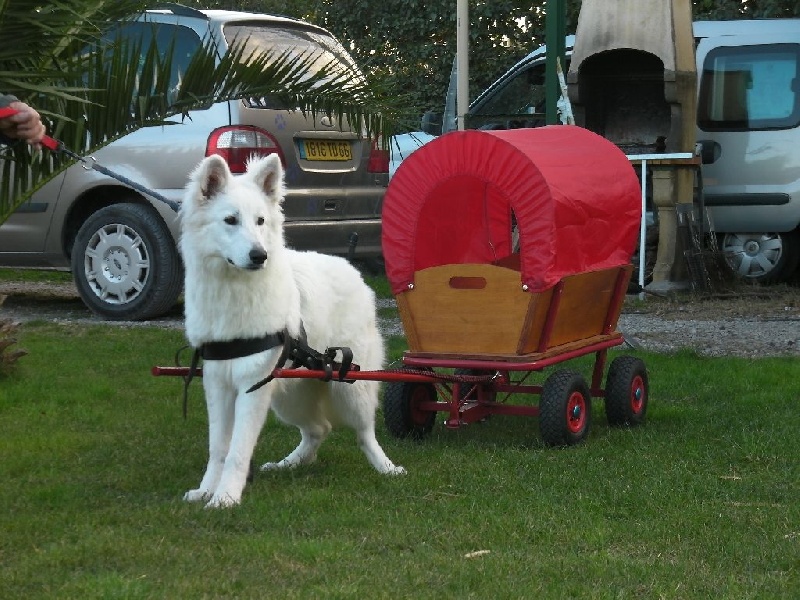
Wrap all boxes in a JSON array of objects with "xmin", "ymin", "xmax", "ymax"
[
  {"xmin": 456, "ymin": 0, "xmax": 469, "ymax": 131},
  {"xmin": 545, "ymin": 0, "xmax": 566, "ymax": 125}
]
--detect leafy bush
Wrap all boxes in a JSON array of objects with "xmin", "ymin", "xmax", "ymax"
[{"xmin": 0, "ymin": 296, "xmax": 27, "ymax": 373}]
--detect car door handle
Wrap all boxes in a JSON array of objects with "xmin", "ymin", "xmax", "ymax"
[
  {"xmin": 323, "ymin": 199, "xmax": 338, "ymax": 211},
  {"xmin": 698, "ymin": 139, "xmax": 721, "ymax": 165}
]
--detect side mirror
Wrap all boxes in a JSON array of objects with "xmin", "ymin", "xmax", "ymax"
[
  {"xmin": 421, "ymin": 111, "xmax": 442, "ymax": 136},
  {"xmin": 698, "ymin": 139, "xmax": 721, "ymax": 165}
]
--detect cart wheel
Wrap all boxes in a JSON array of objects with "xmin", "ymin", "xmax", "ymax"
[
  {"xmin": 383, "ymin": 376, "xmax": 437, "ymax": 440},
  {"xmin": 605, "ymin": 356, "xmax": 649, "ymax": 426},
  {"xmin": 539, "ymin": 370, "xmax": 591, "ymax": 447}
]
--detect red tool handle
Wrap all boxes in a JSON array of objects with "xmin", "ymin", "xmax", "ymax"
[{"xmin": 0, "ymin": 106, "xmax": 59, "ymax": 151}]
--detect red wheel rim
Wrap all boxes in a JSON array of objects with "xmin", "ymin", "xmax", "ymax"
[
  {"xmin": 566, "ymin": 391, "xmax": 587, "ymax": 433},
  {"xmin": 409, "ymin": 385, "xmax": 433, "ymax": 426},
  {"xmin": 630, "ymin": 375, "xmax": 645, "ymax": 414}
]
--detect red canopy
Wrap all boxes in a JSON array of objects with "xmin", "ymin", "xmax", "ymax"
[{"xmin": 382, "ymin": 126, "xmax": 641, "ymax": 295}]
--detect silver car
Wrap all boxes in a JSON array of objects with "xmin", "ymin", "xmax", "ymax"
[{"xmin": 0, "ymin": 7, "xmax": 389, "ymax": 320}]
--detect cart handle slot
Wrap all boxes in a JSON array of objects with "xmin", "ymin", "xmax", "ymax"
[{"xmin": 448, "ymin": 276, "xmax": 486, "ymax": 290}]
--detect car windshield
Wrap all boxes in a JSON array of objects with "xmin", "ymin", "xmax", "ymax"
[{"xmin": 224, "ymin": 22, "xmax": 361, "ymax": 83}]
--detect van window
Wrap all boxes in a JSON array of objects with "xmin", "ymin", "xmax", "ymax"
[
  {"xmin": 466, "ymin": 64, "xmax": 548, "ymax": 130},
  {"xmin": 698, "ymin": 43, "xmax": 800, "ymax": 131}
]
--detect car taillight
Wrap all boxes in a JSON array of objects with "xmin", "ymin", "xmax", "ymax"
[
  {"xmin": 367, "ymin": 140, "xmax": 389, "ymax": 174},
  {"xmin": 206, "ymin": 126, "xmax": 284, "ymax": 174}
]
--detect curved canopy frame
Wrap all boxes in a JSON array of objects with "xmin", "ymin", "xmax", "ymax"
[{"xmin": 382, "ymin": 126, "xmax": 642, "ymax": 295}]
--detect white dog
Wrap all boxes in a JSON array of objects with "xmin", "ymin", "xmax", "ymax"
[{"xmin": 180, "ymin": 153, "xmax": 405, "ymax": 508}]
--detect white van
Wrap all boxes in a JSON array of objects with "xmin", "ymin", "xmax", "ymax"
[{"xmin": 422, "ymin": 20, "xmax": 800, "ymax": 283}]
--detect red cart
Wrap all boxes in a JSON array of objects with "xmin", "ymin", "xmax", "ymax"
[
  {"xmin": 378, "ymin": 125, "xmax": 648, "ymax": 446},
  {"xmin": 153, "ymin": 125, "xmax": 649, "ymax": 447}
]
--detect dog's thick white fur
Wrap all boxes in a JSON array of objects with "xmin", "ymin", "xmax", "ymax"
[{"xmin": 180, "ymin": 153, "xmax": 404, "ymax": 508}]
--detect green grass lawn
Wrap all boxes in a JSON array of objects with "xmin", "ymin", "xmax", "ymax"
[{"xmin": 1, "ymin": 321, "xmax": 798, "ymax": 599}]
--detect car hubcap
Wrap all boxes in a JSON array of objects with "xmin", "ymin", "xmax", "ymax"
[
  {"xmin": 83, "ymin": 223, "xmax": 150, "ymax": 305},
  {"xmin": 722, "ymin": 233, "xmax": 782, "ymax": 278}
]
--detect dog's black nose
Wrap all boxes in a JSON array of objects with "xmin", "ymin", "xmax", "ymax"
[{"xmin": 249, "ymin": 248, "xmax": 268, "ymax": 265}]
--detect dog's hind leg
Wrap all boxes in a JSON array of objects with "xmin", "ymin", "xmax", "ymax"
[
  {"xmin": 262, "ymin": 381, "xmax": 331, "ymax": 471},
  {"xmin": 260, "ymin": 420, "xmax": 331, "ymax": 471},
  {"xmin": 356, "ymin": 423, "xmax": 407, "ymax": 475},
  {"xmin": 337, "ymin": 381, "xmax": 406, "ymax": 475},
  {"xmin": 184, "ymin": 372, "xmax": 236, "ymax": 503}
]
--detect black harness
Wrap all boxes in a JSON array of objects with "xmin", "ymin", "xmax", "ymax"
[{"xmin": 181, "ymin": 325, "xmax": 358, "ymax": 417}]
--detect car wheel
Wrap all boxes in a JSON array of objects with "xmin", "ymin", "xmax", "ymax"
[
  {"xmin": 71, "ymin": 202, "xmax": 183, "ymax": 320},
  {"xmin": 721, "ymin": 231, "xmax": 800, "ymax": 284}
]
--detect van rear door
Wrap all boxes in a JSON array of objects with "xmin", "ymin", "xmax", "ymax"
[{"xmin": 696, "ymin": 29, "xmax": 800, "ymax": 233}]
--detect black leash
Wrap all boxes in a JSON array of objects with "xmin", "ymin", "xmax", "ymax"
[
  {"xmin": 0, "ymin": 108, "xmax": 181, "ymax": 213},
  {"xmin": 56, "ymin": 144, "xmax": 181, "ymax": 212}
]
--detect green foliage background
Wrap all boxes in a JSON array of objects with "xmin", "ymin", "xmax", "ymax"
[{"xmin": 183, "ymin": 0, "xmax": 800, "ymax": 131}]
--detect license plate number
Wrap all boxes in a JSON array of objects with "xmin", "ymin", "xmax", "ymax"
[{"xmin": 300, "ymin": 140, "xmax": 352, "ymax": 161}]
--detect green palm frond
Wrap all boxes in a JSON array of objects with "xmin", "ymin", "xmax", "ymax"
[{"xmin": 0, "ymin": 0, "xmax": 403, "ymax": 223}]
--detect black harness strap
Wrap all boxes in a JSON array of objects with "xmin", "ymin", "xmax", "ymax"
[
  {"xmin": 180, "ymin": 325, "xmax": 359, "ymax": 416},
  {"xmin": 181, "ymin": 331, "xmax": 286, "ymax": 418},
  {"xmin": 200, "ymin": 332, "xmax": 286, "ymax": 361},
  {"xmin": 245, "ymin": 326, "xmax": 359, "ymax": 393}
]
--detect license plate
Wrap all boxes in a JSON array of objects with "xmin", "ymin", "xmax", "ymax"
[{"xmin": 299, "ymin": 140, "xmax": 352, "ymax": 161}]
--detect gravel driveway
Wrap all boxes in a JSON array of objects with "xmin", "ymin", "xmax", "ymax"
[{"xmin": 1, "ymin": 279, "xmax": 798, "ymax": 359}]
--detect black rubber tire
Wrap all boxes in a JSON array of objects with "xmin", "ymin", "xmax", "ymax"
[
  {"xmin": 539, "ymin": 370, "xmax": 591, "ymax": 447},
  {"xmin": 605, "ymin": 356, "xmax": 649, "ymax": 427},
  {"xmin": 71, "ymin": 202, "xmax": 183, "ymax": 320},
  {"xmin": 721, "ymin": 230, "xmax": 800, "ymax": 284},
  {"xmin": 383, "ymin": 375, "xmax": 437, "ymax": 440}
]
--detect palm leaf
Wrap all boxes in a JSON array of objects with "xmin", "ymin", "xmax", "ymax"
[{"xmin": 0, "ymin": 0, "xmax": 403, "ymax": 223}]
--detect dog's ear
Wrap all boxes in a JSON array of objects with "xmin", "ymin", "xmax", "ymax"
[
  {"xmin": 247, "ymin": 154, "xmax": 285, "ymax": 204},
  {"xmin": 195, "ymin": 155, "xmax": 231, "ymax": 203}
]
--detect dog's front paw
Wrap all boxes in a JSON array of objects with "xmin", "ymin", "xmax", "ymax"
[
  {"xmin": 205, "ymin": 492, "xmax": 240, "ymax": 509},
  {"xmin": 385, "ymin": 465, "xmax": 407, "ymax": 476},
  {"xmin": 184, "ymin": 488, "xmax": 211, "ymax": 503}
]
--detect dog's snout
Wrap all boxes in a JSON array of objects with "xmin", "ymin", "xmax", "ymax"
[{"xmin": 249, "ymin": 247, "xmax": 268, "ymax": 266}]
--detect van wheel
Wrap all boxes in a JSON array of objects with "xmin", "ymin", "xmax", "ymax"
[
  {"xmin": 721, "ymin": 231, "xmax": 800, "ymax": 284},
  {"xmin": 71, "ymin": 203, "xmax": 183, "ymax": 320}
]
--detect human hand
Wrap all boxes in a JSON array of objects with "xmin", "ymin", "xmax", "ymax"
[{"xmin": 0, "ymin": 101, "xmax": 47, "ymax": 146}]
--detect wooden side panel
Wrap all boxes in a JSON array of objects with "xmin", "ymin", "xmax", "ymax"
[
  {"xmin": 547, "ymin": 268, "xmax": 627, "ymax": 347},
  {"xmin": 395, "ymin": 293, "xmax": 420, "ymax": 351},
  {"xmin": 517, "ymin": 286, "xmax": 554, "ymax": 354},
  {"xmin": 395, "ymin": 264, "xmax": 539, "ymax": 355},
  {"xmin": 605, "ymin": 265, "xmax": 634, "ymax": 332},
  {"xmin": 394, "ymin": 264, "xmax": 631, "ymax": 358}
]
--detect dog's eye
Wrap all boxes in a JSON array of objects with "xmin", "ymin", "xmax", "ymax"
[
  {"xmin": 224, "ymin": 215, "xmax": 238, "ymax": 226},
  {"xmin": 256, "ymin": 217, "xmax": 265, "ymax": 226}
]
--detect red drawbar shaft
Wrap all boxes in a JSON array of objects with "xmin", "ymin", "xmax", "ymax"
[{"xmin": 151, "ymin": 365, "xmax": 440, "ymax": 384}]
